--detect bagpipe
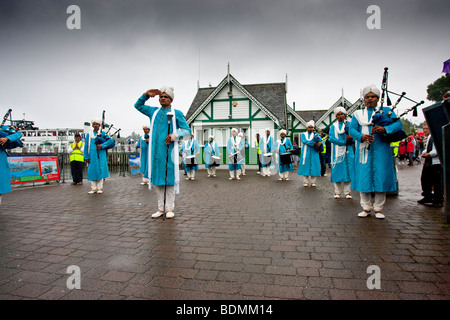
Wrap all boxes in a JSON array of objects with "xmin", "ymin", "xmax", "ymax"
[
  {"xmin": 370, "ymin": 67, "xmax": 424, "ymax": 143},
  {"xmin": 312, "ymin": 131, "xmax": 324, "ymax": 152},
  {"xmin": 94, "ymin": 110, "xmax": 121, "ymax": 152},
  {"xmin": 1, "ymin": 109, "xmax": 23, "ymax": 150}
]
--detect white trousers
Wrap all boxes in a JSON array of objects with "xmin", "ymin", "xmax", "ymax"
[
  {"xmin": 360, "ymin": 192, "xmax": 386, "ymax": 212},
  {"xmin": 334, "ymin": 182, "xmax": 351, "ymax": 195},
  {"xmin": 240, "ymin": 163, "xmax": 246, "ymax": 175},
  {"xmin": 90, "ymin": 179, "xmax": 104, "ymax": 191},
  {"xmin": 187, "ymin": 170, "xmax": 196, "ymax": 178},
  {"xmin": 154, "ymin": 185, "xmax": 175, "ymax": 212},
  {"xmin": 207, "ymin": 167, "xmax": 216, "ymax": 175},
  {"xmin": 229, "ymin": 170, "xmax": 240, "ymax": 179},
  {"xmin": 262, "ymin": 166, "xmax": 271, "ymax": 176},
  {"xmin": 278, "ymin": 171, "xmax": 289, "ymax": 179},
  {"xmin": 303, "ymin": 176, "xmax": 316, "ymax": 184}
]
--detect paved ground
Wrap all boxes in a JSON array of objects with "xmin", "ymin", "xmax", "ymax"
[{"xmin": 0, "ymin": 163, "xmax": 449, "ymax": 300}]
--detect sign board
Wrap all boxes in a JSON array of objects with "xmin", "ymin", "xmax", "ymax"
[{"xmin": 8, "ymin": 154, "xmax": 60, "ymax": 184}]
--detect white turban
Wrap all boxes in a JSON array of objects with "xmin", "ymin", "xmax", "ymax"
[
  {"xmin": 142, "ymin": 124, "xmax": 150, "ymax": 129},
  {"xmin": 160, "ymin": 86, "xmax": 174, "ymax": 100},
  {"xmin": 91, "ymin": 118, "xmax": 101, "ymax": 125},
  {"xmin": 279, "ymin": 129, "xmax": 287, "ymax": 136},
  {"xmin": 238, "ymin": 132, "xmax": 243, "ymax": 137},
  {"xmin": 208, "ymin": 135, "xmax": 214, "ymax": 140},
  {"xmin": 265, "ymin": 127, "xmax": 271, "ymax": 132},
  {"xmin": 362, "ymin": 84, "xmax": 380, "ymax": 98},
  {"xmin": 306, "ymin": 120, "xmax": 315, "ymax": 128},
  {"xmin": 231, "ymin": 128, "xmax": 238, "ymax": 134},
  {"xmin": 334, "ymin": 107, "xmax": 347, "ymax": 115}
]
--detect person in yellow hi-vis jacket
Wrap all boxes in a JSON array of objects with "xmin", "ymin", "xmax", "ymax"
[{"xmin": 68, "ymin": 133, "xmax": 85, "ymax": 185}]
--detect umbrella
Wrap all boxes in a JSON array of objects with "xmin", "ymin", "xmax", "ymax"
[{"xmin": 443, "ymin": 59, "xmax": 450, "ymax": 74}]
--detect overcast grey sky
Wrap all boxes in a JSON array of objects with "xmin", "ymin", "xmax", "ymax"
[{"xmin": 1, "ymin": 0, "xmax": 449, "ymax": 136}]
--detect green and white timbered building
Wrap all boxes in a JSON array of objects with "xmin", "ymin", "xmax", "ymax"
[{"xmin": 186, "ymin": 73, "xmax": 364, "ymax": 166}]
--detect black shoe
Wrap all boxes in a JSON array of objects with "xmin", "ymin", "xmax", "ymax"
[
  {"xmin": 431, "ymin": 202, "xmax": 443, "ymax": 207},
  {"xmin": 417, "ymin": 198, "xmax": 432, "ymax": 204}
]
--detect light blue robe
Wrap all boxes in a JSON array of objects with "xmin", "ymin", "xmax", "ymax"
[
  {"xmin": 134, "ymin": 94, "xmax": 191, "ymax": 186},
  {"xmin": 349, "ymin": 106, "xmax": 402, "ymax": 193},
  {"xmin": 0, "ymin": 126, "xmax": 22, "ymax": 194},
  {"xmin": 276, "ymin": 138, "xmax": 293, "ymax": 173},
  {"xmin": 84, "ymin": 131, "xmax": 115, "ymax": 181},
  {"xmin": 204, "ymin": 141, "xmax": 221, "ymax": 168},
  {"xmin": 181, "ymin": 138, "xmax": 200, "ymax": 172},
  {"xmin": 227, "ymin": 136, "xmax": 244, "ymax": 171},
  {"xmin": 298, "ymin": 132, "xmax": 321, "ymax": 177},
  {"xmin": 259, "ymin": 136, "xmax": 274, "ymax": 168},
  {"xmin": 136, "ymin": 136, "xmax": 149, "ymax": 178},
  {"xmin": 329, "ymin": 122, "xmax": 354, "ymax": 183}
]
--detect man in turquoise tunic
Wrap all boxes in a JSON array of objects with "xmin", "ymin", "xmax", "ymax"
[
  {"xmin": 349, "ymin": 84, "xmax": 403, "ymax": 219},
  {"xmin": 329, "ymin": 107, "xmax": 354, "ymax": 199},
  {"xmin": 136, "ymin": 125, "xmax": 150, "ymax": 185},
  {"xmin": 181, "ymin": 134, "xmax": 200, "ymax": 180},
  {"xmin": 134, "ymin": 86, "xmax": 191, "ymax": 219},
  {"xmin": 0, "ymin": 125, "xmax": 22, "ymax": 205},
  {"xmin": 298, "ymin": 121, "xmax": 321, "ymax": 187},
  {"xmin": 274, "ymin": 129, "xmax": 293, "ymax": 181},
  {"xmin": 84, "ymin": 119, "xmax": 115, "ymax": 194}
]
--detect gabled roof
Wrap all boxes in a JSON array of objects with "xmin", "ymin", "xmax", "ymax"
[
  {"xmin": 295, "ymin": 110, "xmax": 328, "ymax": 123},
  {"xmin": 186, "ymin": 74, "xmax": 287, "ymax": 125}
]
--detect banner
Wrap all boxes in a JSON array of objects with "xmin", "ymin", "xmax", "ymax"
[
  {"xmin": 128, "ymin": 154, "xmax": 141, "ymax": 173},
  {"xmin": 8, "ymin": 155, "xmax": 60, "ymax": 184}
]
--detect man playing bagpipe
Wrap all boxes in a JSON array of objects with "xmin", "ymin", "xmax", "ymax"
[
  {"xmin": 349, "ymin": 85, "xmax": 403, "ymax": 219},
  {"xmin": 84, "ymin": 118, "xmax": 116, "ymax": 194},
  {"xmin": 0, "ymin": 121, "xmax": 23, "ymax": 204},
  {"xmin": 298, "ymin": 120, "xmax": 322, "ymax": 187}
]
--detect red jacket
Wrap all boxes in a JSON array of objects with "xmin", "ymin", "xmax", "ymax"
[{"xmin": 406, "ymin": 141, "xmax": 415, "ymax": 153}]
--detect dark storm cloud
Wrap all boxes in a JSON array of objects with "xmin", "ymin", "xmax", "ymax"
[{"xmin": 1, "ymin": 0, "xmax": 449, "ymax": 133}]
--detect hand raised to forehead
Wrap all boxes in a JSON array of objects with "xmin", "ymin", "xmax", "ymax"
[{"xmin": 145, "ymin": 89, "xmax": 162, "ymax": 98}]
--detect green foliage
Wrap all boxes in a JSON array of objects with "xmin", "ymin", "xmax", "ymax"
[{"xmin": 427, "ymin": 74, "xmax": 450, "ymax": 102}]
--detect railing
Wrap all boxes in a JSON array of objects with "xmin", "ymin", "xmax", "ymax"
[{"xmin": 57, "ymin": 152, "xmax": 138, "ymax": 182}]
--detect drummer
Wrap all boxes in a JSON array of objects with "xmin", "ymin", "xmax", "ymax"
[
  {"xmin": 238, "ymin": 132, "xmax": 249, "ymax": 176},
  {"xmin": 181, "ymin": 134, "xmax": 200, "ymax": 180},
  {"xmin": 259, "ymin": 128, "xmax": 274, "ymax": 177},
  {"xmin": 204, "ymin": 135, "xmax": 221, "ymax": 177},
  {"xmin": 275, "ymin": 129, "xmax": 293, "ymax": 181},
  {"xmin": 227, "ymin": 128, "xmax": 244, "ymax": 180}
]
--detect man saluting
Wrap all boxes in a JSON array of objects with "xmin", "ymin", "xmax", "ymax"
[{"xmin": 134, "ymin": 87, "xmax": 191, "ymax": 219}]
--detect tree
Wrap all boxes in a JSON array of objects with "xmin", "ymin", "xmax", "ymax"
[{"xmin": 427, "ymin": 74, "xmax": 450, "ymax": 102}]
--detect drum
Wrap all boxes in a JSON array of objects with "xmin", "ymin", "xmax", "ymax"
[
  {"xmin": 185, "ymin": 155, "xmax": 198, "ymax": 167},
  {"xmin": 262, "ymin": 152, "xmax": 272, "ymax": 165},
  {"xmin": 228, "ymin": 152, "xmax": 243, "ymax": 165},
  {"xmin": 210, "ymin": 155, "xmax": 221, "ymax": 167},
  {"xmin": 280, "ymin": 152, "xmax": 293, "ymax": 165}
]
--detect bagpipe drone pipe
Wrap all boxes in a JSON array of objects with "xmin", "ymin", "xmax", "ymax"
[
  {"xmin": 370, "ymin": 67, "xmax": 424, "ymax": 143},
  {"xmin": 94, "ymin": 111, "xmax": 121, "ymax": 152}
]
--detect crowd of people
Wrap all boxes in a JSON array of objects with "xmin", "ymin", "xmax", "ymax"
[{"xmin": 0, "ymin": 85, "xmax": 446, "ymax": 220}]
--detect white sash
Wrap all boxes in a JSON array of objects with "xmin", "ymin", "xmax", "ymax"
[
  {"xmin": 302, "ymin": 132, "xmax": 314, "ymax": 165},
  {"xmin": 353, "ymin": 108, "xmax": 373, "ymax": 164},
  {"xmin": 147, "ymin": 108, "xmax": 180, "ymax": 194},
  {"xmin": 331, "ymin": 122, "xmax": 347, "ymax": 168}
]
